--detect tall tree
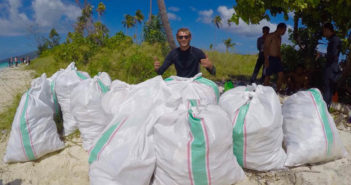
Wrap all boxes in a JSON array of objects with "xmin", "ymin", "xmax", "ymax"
[
  {"xmin": 148, "ymin": 0, "xmax": 152, "ymax": 23},
  {"xmin": 143, "ymin": 14, "xmax": 167, "ymax": 44},
  {"xmin": 96, "ymin": 2, "xmax": 106, "ymax": 21},
  {"xmin": 223, "ymin": 38, "xmax": 235, "ymax": 53},
  {"xmin": 49, "ymin": 28, "xmax": 60, "ymax": 48},
  {"xmin": 135, "ymin": 9, "xmax": 144, "ymax": 43},
  {"xmin": 156, "ymin": 0, "xmax": 176, "ymax": 49},
  {"xmin": 122, "ymin": 14, "xmax": 136, "ymax": 35},
  {"xmin": 213, "ymin": 15, "xmax": 222, "ymax": 50}
]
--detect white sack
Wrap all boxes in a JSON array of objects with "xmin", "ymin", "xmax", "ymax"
[
  {"xmin": 101, "ymin": 79, "xmax": 130, "ymax": 116},
  {"xmin": 89, "ymin": 76, "xmax": 180, "ymax": 185},
  {"xmin": 55, "ymin": 62, "xmax": 90, "ymax": 136},
  {"xmin": 153, "ymin": 101, "xmax": 245, "ymax": 185},
  {"xmin": 165, "ymin": 73, "xmax": 219, "ymax": 106},
  {"xmin": 71, "ymin": 72, "xmax": 112, "ymax": 151},
  {"xmin": 47, "ymin": 69, "xmax": 64, "ymax": 116},
  {"xmin": 219, "ymin": 84, "xmax": 286, "ymax": 171},
  {"xmin": 3, "ymin": 74, "xmax": 64, "ymax": 163},
  {"xmin": 282, "ymin": 88, "xmax": 347, "ymax": 166}
]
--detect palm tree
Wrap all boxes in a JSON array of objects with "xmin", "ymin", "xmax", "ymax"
[
  {"xmin": 223, "ymin": 38, "xmax": 235, "ymax": 53},
  {"xmin": 213, "ymin": 15, "xmax": 222, "ymax": 50},
  {"xmin": 157, "ymin": 0, "xmax": 176, "ymax": 49},
  {"xmin": 122, "ymin": 14, "xmax": 136, "ymax": 35},
  {"xmin": 96, "ymin": 2, "xmax": 106, "ymax": 21},
  {"xmin": 148, "ymin": 0, "xmax": 152, "ymax": 24},
  {"xmin": 135, "ymin": 10, "xmax": 144, "ymax": 43}
]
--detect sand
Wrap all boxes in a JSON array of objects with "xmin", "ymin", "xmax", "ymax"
[
  {"xmin": 0, "ymin": 66, "xmax": 351, "ymax": 185},
  {"xmin": 0, "ymin": 66, "xmax": 34, "ymax": 113}
]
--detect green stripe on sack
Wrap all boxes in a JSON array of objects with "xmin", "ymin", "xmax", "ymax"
[
  {"xmin": 20, "ymin": 91, "xmax": 36, "ymax": 160},
  {"xmin": 97, "ymin": 79, "xmax": 110, "ymax": 93},
  {"xmin": 188, "ymin": 109, "xmax": 209, "ymax": 185},
  {"xmin": 233, "ymin": 102, "xmax": 250, "ymax": 167},
  {"xmin": 164, "ymin": 77, "xmax": 174, "ymax": 82},
  {"xmin": 194, "ymin": 77, "xmax": 219, "ymax": 102},
  {"xmin": 89, "ymin": 123, "xmax": 119, "ymax": 164},
  {"xmin": 76, "ymin": 71, "xmax": 88, "ymax": 80},
  {"xmin": 50, "ymin": 80, "xmax": 60, "ymax": 116},
  {"xmin": 189, "ymin": 99, "xmax": 198, "ymax": 107},
  {"xmin": 309, "ymin": 89, "xmax": 334, "ymax": 155}
]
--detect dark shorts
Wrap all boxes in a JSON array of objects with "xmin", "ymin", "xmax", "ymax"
[{"xmin": 266, "ymin": 56, "xmax": 283, "ymax": 76}]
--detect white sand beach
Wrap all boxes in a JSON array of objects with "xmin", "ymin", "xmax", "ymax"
[
  {"xmin": 0, "ymin": 66, "xmax": 351, "ymax": 185},
  {"xmin": 0, "ymin": 66, "xmax": 34, "ymax": 113}
]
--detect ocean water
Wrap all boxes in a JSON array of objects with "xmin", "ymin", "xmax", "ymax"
[{"xmin": 0, "ymin": 62, "xmax": 8, "ymax": 69}]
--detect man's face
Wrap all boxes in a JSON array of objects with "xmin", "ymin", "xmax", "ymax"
[
  {"xmin": 279, "ymin": 28, "xmax": 287, "ymax": 36},
  {"xmin": 177, "ymin": 31, "xmax": 191, "ymax": 47},
  {"xmin": 323, "ymin": 28, "xmax": 331, "ymax": 38}
]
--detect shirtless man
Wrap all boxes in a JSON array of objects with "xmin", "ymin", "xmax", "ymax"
[{"xmin": 263, "ymin": 23, "xmax": 287, "ymax": 92}]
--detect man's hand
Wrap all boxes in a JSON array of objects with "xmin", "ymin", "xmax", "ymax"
[
  {"xmin": 315, "ymin": 52, "xmax": 321, "ymax": 60},
  {"xmin": 154, "ymin": 56, "xmax": 160, "ymax": 71},
  {"xmin": 200, "ymin": 54, "xmax": 213, "ymax": 70}
]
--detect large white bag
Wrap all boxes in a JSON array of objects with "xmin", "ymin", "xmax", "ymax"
[
  {"xmin": 282, "ymin": 88, "xmax": 347, "ymax": 166},
  {"xmin": 55, "ymin": 62, "xmax": 90, "ymax": 136},
  {"xmin": 3, "ymin": 74, "xmax": 65, "ymax": 163},
  {"xmin": 219, "ymin": 84, "xmax": 286, "ymax": 171},
  {"xmin": 153, "ymin": 101, "xmax": 245, "ymax": 185},
  {"xmin": 165, "ymin": 73, "xmax": 219, "ymax": 105},
  {"xmin": 89, "ymin": 76, "xmax": 180, "ymax": 185},
  {"xmin": 47, "ymin": 69, "xmax": 64, "ymax": 118},
  {"xmin": 101, "ymin": 79, "xmax": 130, "ymax": 116},
  {"xmin": 71, "ymin": 72, "xmax": 112, "ymax": 151}
]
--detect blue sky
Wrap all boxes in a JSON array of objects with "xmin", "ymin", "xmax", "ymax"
[{"xmin": 0, "ymin": 0, "xmax": 302, "ymax": 60}]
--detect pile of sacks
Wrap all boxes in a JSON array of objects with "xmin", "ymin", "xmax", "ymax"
[{"xmin": 3, "ymin": 62, "xmax": 348, "ymax": 185}]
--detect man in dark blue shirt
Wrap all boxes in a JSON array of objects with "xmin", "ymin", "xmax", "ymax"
[
  {"xmin": 154, "ymin": 28, "xmax": 216, "ymax": 78},
  {"xmin": 319, "ymin": 23, "xmax": 342, "ymax": 108},
  {"xmin": 250, "ymin": 26, "xmax": 270, "ymax": 83}
]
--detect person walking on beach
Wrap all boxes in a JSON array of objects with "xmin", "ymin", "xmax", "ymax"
[
  {"xmin": 250, "ymin": 26, "xmax": 270, "ymax": 84},
  {"xmin": 154, "ymin": 28, "xmax": 216, "ymax": 77},
  {"xmin": 8, "ymin": 57, "xmax": 11, "ymax": 67},
  {"xmin": 263, "ymin": 23, "xmax": 287, "ymax": 92},
  {"xmin": 316, "ymin": 23, "xmax": 342, "ymax": 108},
  {"xmin": 14, "ymin": 57, "xmax": 18, "ymax": 67}
]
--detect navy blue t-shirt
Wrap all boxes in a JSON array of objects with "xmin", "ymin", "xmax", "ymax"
[{"xmin": 157, "ymin": 46, "xmax": 216, "ymax": 77}]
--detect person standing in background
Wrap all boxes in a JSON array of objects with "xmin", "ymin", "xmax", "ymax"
[
  {"xmin": 317, "ymin": 23, "xmax": 342, "ymax": 108},
  {"xmin": 14, "ymin": 57, "xmax": 18, "ymax": 67},
  {"xmin": 263, "ymin": 23, "xmax": 287, "ymax": 92},
  {"xmin": 250, "ymin": 26, "xmax": 270, "ymax": 84}
]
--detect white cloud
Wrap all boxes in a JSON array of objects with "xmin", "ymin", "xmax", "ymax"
[
  {"xmin": 167, "ymin": 12, "xmax": 181, "ymax": 21},
  {"xmin": 32, "ymin": 0, "xmax": 81, "ymax": 28},
  {"xmin": 196, "ymin": 9, "xmax": 213, "ymax": 24},
  {"xmin": 0, "ymin": 0, "xmax": 32, "ymax": 36},
  {"xmin": 198, "ymin": 6, "xmax": 293, "ymax": 45},
  {"xmin": 0, "ymin": 0, "xmax": 80, "ymax": 36},
  {"xmin": 288, "ymin": 12, "xmax": 295, "ymax": 19},
  {"xmin": 168, "ymin": 6, "xmax": 179, "ymax": 12}
]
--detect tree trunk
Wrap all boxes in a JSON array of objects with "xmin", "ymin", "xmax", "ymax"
[
  {"xmin": 293, "ymin": 12, "xmax": 303, "ymax": 49},
  {"xmin": 148, "ymin": 0, "xmax": 152, "ymax": 24},
  {"xmin": 157, "ymin": 0, "xmax": 176, "ymax": 49}
]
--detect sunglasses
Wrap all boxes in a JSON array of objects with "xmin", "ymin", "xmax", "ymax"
[{"xmin": 177, "ymin": 35, "xmax": 190, "ymax": 40}]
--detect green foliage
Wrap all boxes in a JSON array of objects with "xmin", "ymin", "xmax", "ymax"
[
  {"xmin": 49, "ymin": 28, "xmax": 60, "ymax": 48},
  {"xmin": 202, "ymin": 51, "xmax": 257, "ymax": 81},
  {"xmin": 143, "ymin": 15, "xmax": 167, "ymax": 45},
  {"xmin": 37, "ymin": 28, "xmax": 61, "ymax": 55},
  {"xmin": 280, "ymin": 44, "xmax": 303, "ymax": 72},
  {"xmin": 213, "ymin": 15, "xmax": 222, "ymax": 29},
  {"xmin": 223, "ymin": 38, "xmax": 236, "ymax": 53}
]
